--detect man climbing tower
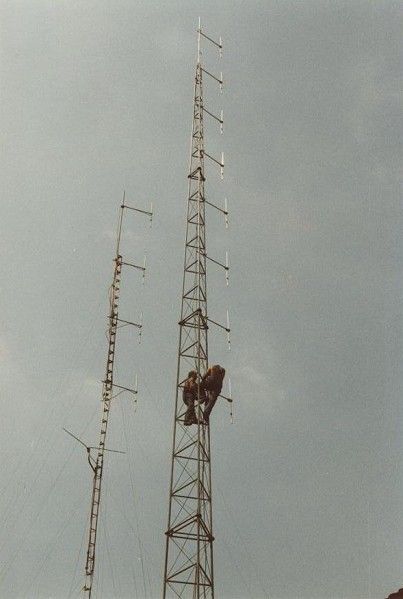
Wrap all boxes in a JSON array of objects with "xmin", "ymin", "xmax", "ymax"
[
  {"xmin": 201, "ymin": 365, "xmax": 226, "ymax": 424},
  {"xmin": 182, "ymin": 370, "xmax": 206, "ymax": 426}
]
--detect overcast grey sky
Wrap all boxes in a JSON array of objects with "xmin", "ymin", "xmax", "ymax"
[{"xmin": 0, "ymin": 1, "xmax": 402, "ymax": 598}]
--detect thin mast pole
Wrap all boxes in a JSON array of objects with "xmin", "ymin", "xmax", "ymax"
[
  {"xmin": 116, "ymin": 192, "xmax": 125, "ymax": 257},
  {"xmin": 197, "ymin": 16, "xmax": 201, "ymax": 64}
]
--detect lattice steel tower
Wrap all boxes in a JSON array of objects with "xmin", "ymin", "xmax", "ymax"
[
  {"xmin": 163, "ymin": 21, "xmax": 230, "ymax": 599},
  {"xmin": 65, "ymin": 197, "xmax": 152, "ymax": 599}
]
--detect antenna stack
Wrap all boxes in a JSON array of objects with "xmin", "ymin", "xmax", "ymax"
[
  {"xmin": 66, "ymin": 195, "xmax": 153, "ymax": 599},
  {"xmin": 163, "ymin": 19, "xmax": 230, "ymax": 598}
]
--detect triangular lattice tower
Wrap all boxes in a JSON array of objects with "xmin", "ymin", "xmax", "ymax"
[{"xmin": 163, "ymin": 21, "xmax": 227, "ymax": 599}]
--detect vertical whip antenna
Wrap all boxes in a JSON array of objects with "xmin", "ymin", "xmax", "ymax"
[
  {"xmin": 115, "ymin": 190, "xmax": 125, "ymax": 258},
  {"xmin": 226, "ymin": 309, "xmax": 231, "ymax": 351},
  {"xmin": 163, "ymin": 19, "xmax": 226, "ymax": 599},
  {"xmin": 82, "ymin": 198, "xmax": 152, "ymax": 599},
  {"xmin": 229, "ymin": 378, "xmax": 233, "ymax": 423},
  {"xmin": 197, "ymin": 16, "xmax": 201, "ymax": 64},
  {"xmin": 138, "ymin": 311, "xmax": 143, "ymax": 344}
]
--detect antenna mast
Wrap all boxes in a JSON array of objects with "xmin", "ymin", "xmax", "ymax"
[
  {"xmin": 163, "ymin": 20, "xmax": 228, "ymax": 598},
  {"xmin": 78, "ymin": 197, "xmax": 152, "ymax": 598}
]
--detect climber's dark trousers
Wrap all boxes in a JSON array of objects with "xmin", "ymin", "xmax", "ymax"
[
  {"xmin": 184, "ymin": 399, "xmax": 196, "ymax": 425},
  {"xmin": 203, "ymin": 392, "xmax": 218, "ymax": 423}
]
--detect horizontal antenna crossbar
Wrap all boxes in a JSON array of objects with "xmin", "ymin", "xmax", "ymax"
[
  {"xmin": 107, "ymin": 382, "xmax": 137, "ymax": 395},
  {"xmin": 219, "ymin": 394, "xmax": 233, "ymax": 403},
  {"xmin": 122, "ymin": 261, "xmax": 145, "ymax": 272},
  {"xmin": 201, "ymin": 67, "xmax": 223, "ymax": 85},
  {"xmin": 206, "ymin": 316, "xmax": 230, "ymax": 333},
  {"xmin": 62, "ymin": 428, "xmax": 126, "ymax": 453},
  {"xmin": 202, "ymin": 106, "xmax": 223, "ymax": 124},
  {"xmin": 198, "ymin": 29, "xmax": 222, "ymax": 49},
  {"xmin": 201, "ymin": 252, "xmax": 228, "ymax": 271},
  {"xmin": 203, "ymin": 151, "xmax": 224, "ymax": 168},
  {"xmin": 89, "ymin": 446, "xmax": 126, "ymax": 454},
  {"xmin": 204, "ymin": 199, "xmax": 228, "ymax": 215},
  {"xmin": 123, "ymin": 204, "xmax": 153, "ymax": 217},
  {"xmin": 116, "ymin": 317, "xmax": 142, "ymax": 329}
]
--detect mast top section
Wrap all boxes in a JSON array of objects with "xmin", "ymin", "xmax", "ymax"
[{"xmin": 197, "ymin": 17, "xmax": 222, "ymax": 64}]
